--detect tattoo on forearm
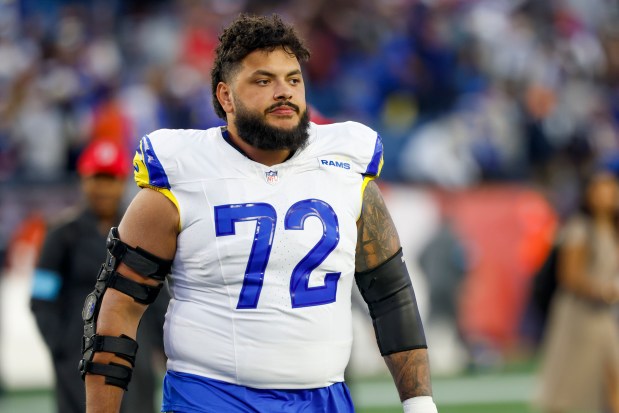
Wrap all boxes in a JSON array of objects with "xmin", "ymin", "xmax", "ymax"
[
  {"xmin": 356, "ymin": 183, "xmax": 432, "ymax": 401},
  {"xmin": 356, "ymin": 181, "xmax": 401, "ymax": 271},
  {"xmin": 384, "ymin": 350, "xmax": 433, "ymax": 401}
]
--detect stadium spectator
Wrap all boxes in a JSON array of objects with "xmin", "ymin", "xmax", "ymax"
[{"xmin": 535, "ymin": 168, "xmax": 619, "ymax": 413}]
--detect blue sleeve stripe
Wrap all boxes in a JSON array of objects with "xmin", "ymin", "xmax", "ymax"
[
  {"xmin": 142, "ymin": 135, "xmax": 171, "ymax": 189},
  {"xmin": 365, "ymin": 134, "xmax": 383, "ymax": 176},
  {"xmin": 31, "ymin": 269, "xmax": 63, "ymax": 301}
]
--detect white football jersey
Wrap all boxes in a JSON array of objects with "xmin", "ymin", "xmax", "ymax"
[{"xmin": 133, "ymin": 121, "xmax": 383, "ymax": 389}]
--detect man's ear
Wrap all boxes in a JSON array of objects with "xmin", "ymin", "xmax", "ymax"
[{"xmin": 216, "ymin": 82, "xmax": 234, "ymax": 114}]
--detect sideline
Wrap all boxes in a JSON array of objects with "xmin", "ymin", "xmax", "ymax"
[{"xmin": 350, "ymin": 372, "xmax": 535, "ymax": 407}]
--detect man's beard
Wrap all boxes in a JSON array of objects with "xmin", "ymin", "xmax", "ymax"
[{"xmin": 233, "ymin": 100, "xmax": 310, "ymax": 152}]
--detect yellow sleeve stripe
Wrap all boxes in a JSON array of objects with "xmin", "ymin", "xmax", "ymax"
[
  {"xmin": 133, "ymin": 136, "xmax": 171, "ymax": 189},
  {"xmin": 358, "ymin": 153, "xmax": 383, "ymax": 220},
  {"xmin": 133, "ymin": 147, "xmax": 150, "ymax": 189},
  {"xmin": 361, "ymin": 174, "xmax": 377, "ymax": 199},
  {"xmin": 133, "ymin": 140, "xmax": 182, "ymax": 231},
  {"xmin": 374, "ymin": 153, "xmax": 384, "ymax": 178}
]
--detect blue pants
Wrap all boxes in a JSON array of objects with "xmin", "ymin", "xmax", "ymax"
[{"xmin": 162, "ymin": 371, "xmax": 355, "ymax": 413}]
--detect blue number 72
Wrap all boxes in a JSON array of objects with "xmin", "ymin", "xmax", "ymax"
[{"xmin": 214, "ymin": 199, "xmax": 341, "ymax": 309}]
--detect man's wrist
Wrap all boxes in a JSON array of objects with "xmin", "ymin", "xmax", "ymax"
[{"xmin": 402, "ymin": 396, "xmax": 438, "ymax": 413}]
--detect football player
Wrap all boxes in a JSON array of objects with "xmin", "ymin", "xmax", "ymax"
[{"xmin": 81, "ymin": 14, "xmax": 437, "ymax": 413}]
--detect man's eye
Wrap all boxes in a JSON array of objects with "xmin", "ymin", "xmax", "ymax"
[
  {"xmin": 256, "ymin": 79, "xmax": 269, "ymax": 85},
  {"xmin": 290, "ymin": 78, "xmax": 301, "ymax": 85}
]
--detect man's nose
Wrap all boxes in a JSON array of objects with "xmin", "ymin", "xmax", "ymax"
[{"xmin": 273, "ymin": 81, "xmax": 293, "ymax": 100}]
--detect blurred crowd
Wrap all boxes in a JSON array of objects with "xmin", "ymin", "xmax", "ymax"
[
  {"xmin": 1, "ymin": 0, "xmax": 615, "ymax": 321},
  {"xmin": 2, "ymin": 0, "xmax": 619, "ymax": 376},
  {"xmin": 0, "ymin": 0, "xmax": 617, "ymax": 193}
]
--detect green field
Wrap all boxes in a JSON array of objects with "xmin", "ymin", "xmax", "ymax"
[{"xmin": 0, "ymin": 370, "xmax": 539, "ymax": 412}]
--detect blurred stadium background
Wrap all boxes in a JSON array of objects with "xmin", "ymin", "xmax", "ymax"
[{"xmin": 2, "ymin": 0, "xmax": 619, "ymax": 411}]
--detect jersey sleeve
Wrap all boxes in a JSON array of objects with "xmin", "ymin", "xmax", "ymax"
[
  {"xmin": 361, "ymin": 130, "xmax": 383, "ymax": 206},
  {"xmin": 339, "ymin": 121, "xmax": 384, "ymax": 180},
  {"xmin": 317, "ymin": 121, "xmax": 383, "ymax": 215},
  {"xmin": 363, "ymin": 131, "xmax": 384, "ymax": 179},
  {"xmin": 133, "ymin": 129, "xmax": 180, "ymax": 213},
  {"xmin": 335, "ymin": 122, "xmax": 384, "ymax": 203}
]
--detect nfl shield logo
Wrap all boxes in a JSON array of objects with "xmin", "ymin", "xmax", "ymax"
[{"xmin": 265, "ymin": 170, "xmax": 279, "ymax": 185}]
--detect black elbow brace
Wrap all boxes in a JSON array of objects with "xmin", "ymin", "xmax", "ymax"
[
  {"xmin": 355, "ymin": 248, "xmax": 427, "ymax": 356},
  {"xmin": 79, "ymin": 227, "xmax": 172, "ymax": 390}
]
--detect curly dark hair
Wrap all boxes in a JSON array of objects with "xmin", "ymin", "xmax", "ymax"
[{"xmin": 211, "ymin": 14, "xmax": 311, "ymax": 120}]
